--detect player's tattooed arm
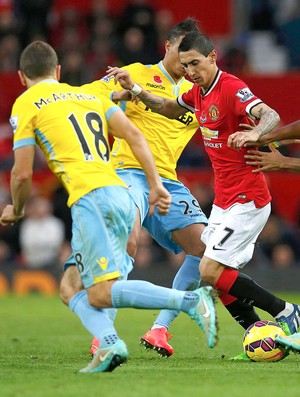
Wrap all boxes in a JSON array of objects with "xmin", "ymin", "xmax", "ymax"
[
  {"xmin": 106, "ymin": 65, "xmax": 186, "ymax": 119},
  {"xmin": 137, "ymin": 90, "xmax": 167, "ymax": 112},
  {"xmin": 129, "ymin": 88, "xmax": 185, "ymax": 119},
  {"xmin": 228, "ymin": 103, "xmax": 280, "ymax": 149},
  {"xmin": 138, "ymin": 90, "xmax": 187, "ymax": 119},
  {"xmin": 251, "ymin": 104, "xmax": 280, "ymax": 137}
]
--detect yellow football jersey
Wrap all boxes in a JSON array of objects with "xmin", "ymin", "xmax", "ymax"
[
  {"xmin": 11, "ymin": 79, "xmax": 127, "ymax": 207},
  {"xmin": 84, "ymin": 61, "xmax": 199, "ymax": 181}
]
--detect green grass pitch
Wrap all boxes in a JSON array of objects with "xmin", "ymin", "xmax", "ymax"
[{"xmin": 0, "ymin": 293, "xmax": 300, "ymax": 397}]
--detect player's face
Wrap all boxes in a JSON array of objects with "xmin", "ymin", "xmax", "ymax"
[
  {"xmin": 180, "ymin": 49, "xmax": 217, "ymax": 91},
  {"xmin": 164, "ymin": 36, "xmax": 186, "ymax": 79}
]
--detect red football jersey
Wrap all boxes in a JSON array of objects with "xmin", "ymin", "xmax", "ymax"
[{"xmin": 178, "ymin": 70, "xmax": 272, "ymax": 209}]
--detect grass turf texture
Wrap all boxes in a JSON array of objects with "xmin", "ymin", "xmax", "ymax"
[{"xmin": 0, "ymin": 293, "xmax": 300, "ymax": 397}]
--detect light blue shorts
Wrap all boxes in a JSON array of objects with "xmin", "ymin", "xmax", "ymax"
[
  {"xmin": 116, "ymin": 168, "xmax": 208, "ymax": 254},
  {"xmin": 69, "ymin": 186, "xmax": 136, "ymax": 288}
]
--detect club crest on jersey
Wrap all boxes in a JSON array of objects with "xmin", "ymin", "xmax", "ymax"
[
  {"xmin": 153, "ymin": 75, "xmax": 163, "ymax": 84},
  {"xmin": 236, "ymin": 87, "xmax": 254, "ymax": 102},
  {"xmin": 100, "ymin": 75, "xmax": 113, "ymax": 83},
  {"xmin": 208, "ymin": 104, "xmax": 219, "ymax": 121}
]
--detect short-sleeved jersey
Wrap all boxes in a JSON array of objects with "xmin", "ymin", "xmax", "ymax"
[
  {"xmin": 178, "ymin": 70, "xmax": 271, "ymax": 209},
  {"xmin": 84, "ymin": 61, "xmax": 199, "ymax": 181},
  {"xmin": 10, "ymin": 79, "xmax": 127, "ymax": 207}
]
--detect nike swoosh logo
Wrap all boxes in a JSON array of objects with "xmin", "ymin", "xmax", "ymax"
[
  {"xmin": 212, "ymin": 245, "xmax": 226, "ymax": 251},
  {"xmin": 99, "ymin": 350, "xmax": 110, "ymax": 362},
  {"xmin": 201, "ymin": 296, "xmax": 211, "ymax": 318}
]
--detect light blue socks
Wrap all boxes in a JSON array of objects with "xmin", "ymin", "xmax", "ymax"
[
  {"xmin": 153, "ymin": 255, "xmax": 201, "ymax": 329},
  {"xmin": 111, "ymin": 279, "xmax": 199, "ymax": 312},
  {"xmin": 69, "ymin": 290, "xmax": 118, "ymax": 348}
]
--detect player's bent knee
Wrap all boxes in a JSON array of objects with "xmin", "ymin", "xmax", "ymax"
[
  {"xmin": 60, "ymin": 266, "xmax": 84, "ymax": 305},
  {"xmin": 199, "ymin": 257, "xmax": 221, "ymax": 286},
  {"xmin": 193, "ymin": 243, "xmax": 205, "ymax": 258},
  {"xmin": 60, "ymin": 279, "xmax": 83, "ymax": 305},
  {"xmin": 59, "ymin": 284, "xmax": 69, "ymax": 305},
  {"xmin": 184, "ymin": 241, "xmax": 205, "ymax": 258},
  {"xmin": 126, "ymin": 238, "xmax": 138, "ymax": 259}
]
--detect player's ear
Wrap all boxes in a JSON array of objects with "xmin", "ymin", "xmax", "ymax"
[
  {"xmin": 56, "ymin": 65, "xmax": 61, "ymax": 81},
  {"xmin": 18, "ymin": 70, "xmax": 26, "ymax": 87},
  {"xmin": 210, "ymin": 50, "xmax": 217, "ymax": 63},
  {"xmin": 165, "ymin": 40, "xmax": 171, "ymax": 53}
]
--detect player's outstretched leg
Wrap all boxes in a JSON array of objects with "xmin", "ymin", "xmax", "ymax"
[
  {"xmin": 108, "ymin": 280, "xmax": 219, "ymax": 349},
  {"xmin": 85, "ymin": 280, "xmax": 218, "ymax": 364},
  {"xmin": 187, "ymin": 286, "xmax": 218, "ymax": 348},
  {"xmin": 80, "ymin": 339, "xmax": 128, "ymax": 373},
  {"xmin": 275, "ymin": 332, "xmax": 300, "ymax": 353}
]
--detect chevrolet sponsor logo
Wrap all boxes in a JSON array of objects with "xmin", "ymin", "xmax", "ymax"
[{"xmin": 200, "ymin": 126, "xmax": 219, "ymax": 139}]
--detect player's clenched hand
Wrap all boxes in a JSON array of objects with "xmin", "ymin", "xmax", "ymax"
[
  {"xmin": 0, "ymin": 204, "xmax": 23, "ymax": 226},
  {"xmin": 106, "ymin": 66, "xmax": 135, "ymax": 90},
  {"xmin": 245, "ymin": 145, "xmax": 282, "ymax": 172},
  {"xmin": 148, "ymin": 187, "xmax": 171, "ymax": 216},
  {"xmin": 113, "ymin": 90, "xmax": 140, "ymax": 105},
  {"xmin": 113, "ymin": 90, "xmax": 133, "ymax": 101}
]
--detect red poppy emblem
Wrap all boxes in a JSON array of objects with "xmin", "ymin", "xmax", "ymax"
[{"xmin": 153, "ymin": 75, "xmax": 163, "ymax": 84}]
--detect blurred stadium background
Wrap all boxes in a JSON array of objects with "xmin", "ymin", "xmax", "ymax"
[{"xmin": 0, "ymin": 0, "xmax": 300, "ymax": 295}]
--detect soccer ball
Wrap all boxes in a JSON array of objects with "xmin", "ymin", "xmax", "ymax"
[{"xmin": 243, "ymin": 320, "xmax": 288, "ymax": 362}]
